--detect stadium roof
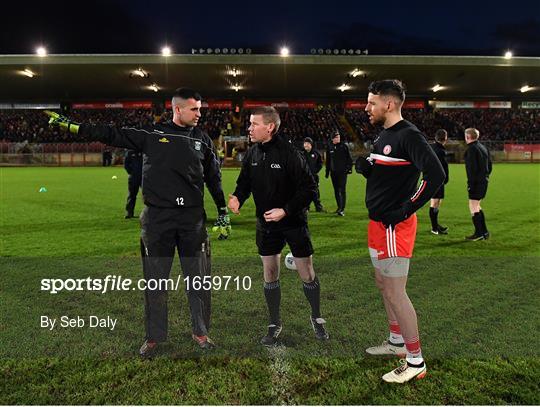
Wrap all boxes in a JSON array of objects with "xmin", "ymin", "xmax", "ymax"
[{"xmin": 1, "ymin": 54, "xmax": 539, "ymax": 102}]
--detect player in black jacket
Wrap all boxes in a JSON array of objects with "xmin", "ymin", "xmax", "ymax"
[
  {"xmin": 464, "ymin": 127, "xmax": 492, "ymax": 241},
  {"xmin": 325, "ymin": 131, "xmax": 353, "ymax": 216},
  {"xmin": 45, "ymin": 88, "xmax": 231, "ymax": 357},
  {"xmin": 229, "ymin": 106, "xmax": 329, "ymax": 346},
  {"xmin": 303, "ymin": 137, "xmax": 324, "ymax": 212},
  {"xmin": 124, "ymin": 149, "xmax": 143, "ymax": 219},
  {"xmin": 429, "ymin": 129, "xmax": 450, "ymax": 235},
  {"xmin": 358, "ymin": 79, "xmax": 445, "ymax": 383}
]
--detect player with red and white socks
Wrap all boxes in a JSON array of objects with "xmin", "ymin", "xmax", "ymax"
[{"xmin": 359, "ymin": 79, "xmax": 445, "ymax": 383}]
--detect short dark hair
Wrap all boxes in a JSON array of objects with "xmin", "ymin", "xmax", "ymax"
[
  {"xmin": 435, "ymin": 129, "xmax": 448, "ymax": 142},
  {"xmin": 251, "ymin": 106, "xmax": 281, "ymax": 134},
  {"xmin": 173, "ymin": 88, "xmax": 202, "ymax": 102},
  {"xmin": 367, "ymin": 79, "xmax": 406, "ymax": 102}
]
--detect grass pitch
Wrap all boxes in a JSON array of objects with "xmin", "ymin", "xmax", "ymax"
[{"xmin": 1, "ymin": 164, "xmax": 539, "ymax": 404}]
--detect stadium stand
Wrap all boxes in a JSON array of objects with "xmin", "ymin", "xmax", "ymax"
[
  {"xmin": 274, "ymin": 107, "xmax": 348, "ymax": 143},
  {"xmin": 346, "ymin": 108, "xmax": 540, "ymax": 143}
]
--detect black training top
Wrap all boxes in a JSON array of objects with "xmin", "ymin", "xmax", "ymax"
[
  {"xmin": 325, "ymin": 142, "xmax": 353, "ymax": 176},
  {"xmin": 304, "ymin": 148, "xmax": 323, "ymax": 176},
  {"xmin": 366, "ymin": 120, "xmax": 445, "ymax": 221},
  {"xmin": 124, "ymin": 149, "xmax": 143, "ymax": 177},
  {"xmin": 79, "ymin": 121, "xmax": 226, "ymax": 212},
  {"xmin": 233, "ymin": 134, "xmax": 316, "ymax": 229},
  {"xmin": 464, "ymin": 141, "xmax": 492, "ymax": 184},
  {"xmin": 431, "ymin": 141, "xmax": 449, "ymax": 184}
]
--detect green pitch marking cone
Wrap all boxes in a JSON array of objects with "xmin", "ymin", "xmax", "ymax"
[{"xmin": 39, "ymin": 187, "xmax": 47, "ymax": 192}]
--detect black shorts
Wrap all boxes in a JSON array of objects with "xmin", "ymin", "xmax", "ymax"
[
  {"xmin": 468, "ymin": 182, "xmax": 488, "ymax": 200},
  {"xmin": 432, "ymin": 185, "xmax": 445, "ymax": 199},
  {"xmin": 256, "ymin": 226, "xmax": 314, "ymax": 257}
]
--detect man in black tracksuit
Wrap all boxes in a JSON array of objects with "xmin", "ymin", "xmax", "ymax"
[
  {"xmin": 46, "ymin": 88, "xmax": 230, "ymax": 356},
  {"xmin": 124, "ymin": 149, "xmax": 143, "ymax": 219},
  {"xmin": 303, "ymin": 137, "xmax": 324, "ymax": 212},
  {"xmin": 228, "ymin": 106, "xmax": 329, "ymax": 346},
  {"xmin": 325, "ymin": 131, "xmax": 353, "ymax": 216},
  {"xmin": 429, "ymin": 129, "xmax": 450, "ymax": 234},
  {"xmin": 464, "ymin": 127, "xmax": 492, "ymax": 240}
]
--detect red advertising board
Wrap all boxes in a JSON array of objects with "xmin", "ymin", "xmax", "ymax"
[
  {"xmin": 72, "ymin": 101, "xmax": 152, "ymax": 109},
  {"xmin": 504, "ymin": 144, "xmax": 540, "ymax": 153},
  {"xmin": 243, "ymin": 101, "xmax": 317, "ymax": 109},
  {"xmin": 243, "ymin": 101, "xmax": 270, "ymax": 108},
  {"xmin": 345, "ymin": 100, "xmax": 424, "ymax": 109},
  {"xmin": 345, "ymin": 101, "xmax": 367, "ymax": 109},
  {"xmin": 164, "ymin": 100, "xmax": 232, "ymax": 109},
  {"xmin": 434, "ymin": 101, "xmax": 511, "ymax": 109}
]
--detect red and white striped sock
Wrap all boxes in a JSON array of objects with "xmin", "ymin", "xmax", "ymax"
[
  {"xmin": 404, "ymin": 335, "xmax": 424, "ymax": 365},
  {"xmin": 388, "ymin": 320, "xmax": 404, "ymax": 344}
]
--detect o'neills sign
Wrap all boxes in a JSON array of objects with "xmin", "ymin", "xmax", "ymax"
[
  {"xmin": 72, "ymin": 102, "xmax": 153, "ymax": 109},
  {"xmin": 504, "ymin": 144, "xmax": 540, "ymax": 153},
  {"xmin": 345, "ymin": 100, "xmax": 425, "ymax": 109},
  {"xmin": 164, "ymin": 100, "xmax": 232, "ymax": 109},
  {"xmin": 434, "ymin": 101, "xmax": 511, "ymax": 109},
  {"xmin": 243, "ymin": 101, "xmax": 317, "ymax": 109}
]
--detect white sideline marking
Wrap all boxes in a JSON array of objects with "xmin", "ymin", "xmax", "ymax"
[{"xmin": 267, "ymin": 345, "xmax": 295, "ymax": 405}]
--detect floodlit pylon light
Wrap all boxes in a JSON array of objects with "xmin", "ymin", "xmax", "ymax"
[
  {"xmin": 280, "ymin": 47, "xmax": 290, "ymax": 57},
  {"xmin": 232, "ymin": 84, "xmax": 242, "ymax": 92},
  {"xmin": 338, "ymin": 84, "xmax": 351, "ymax": 92},
  {"xmin": 228, "ymin": 67, "xmax": 239, "ymax": 77},
  {"xmin": 21, "ymin": 68, "xmax": 35, "ymax": 78},
  {"xmin": 520, "ymin": 85, "xmax": 532, "ymax": 93},
  {"xmin": 432, "ymin": 84, "xmax": 444, "ymax": 92},
  {"xmin": 148, "ymin": 83, "xmax": 159, "ymax": 92},
  {"xmin": 36, "ymin": 46, "xmax": 47, "ymax": 57},
  {"xmin": 351, "ymin": 68, "xmax": 364, "ymax": 78},
  {"xmin": 504, "ymin": 50, "xmax": 513, "ymax": 59},
  {"xmin": 161, "ymin": 46, "xmax": 171, "ymax": 56},
  {"xmin": 132, "ymin": 68, "xmax": 147, "ymax": 78}
]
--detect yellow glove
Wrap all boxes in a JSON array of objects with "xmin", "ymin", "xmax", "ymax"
[
  {"xmin": 44, "ymin": 110, "xmax": 80, "ymax": 134},
  {"xmin": 211, "ymin": 213, "xmax": 231, "ymax": 240}
]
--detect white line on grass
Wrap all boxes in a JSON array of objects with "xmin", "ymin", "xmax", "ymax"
[{"xmin": 267, "ymin": 345, "xmax": 296, "ymax": 405}]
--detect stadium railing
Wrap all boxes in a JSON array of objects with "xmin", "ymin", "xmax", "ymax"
[{"xmin": 1, "ymin": 140, "xmax": 538, "ymax": 166}]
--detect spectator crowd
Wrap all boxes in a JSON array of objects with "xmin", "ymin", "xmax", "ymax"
[{"xmin": 1, "ymin": 106, "xmax": 539, "ymax": 145}]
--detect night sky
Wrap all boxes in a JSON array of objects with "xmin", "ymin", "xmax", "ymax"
[{"xmin": 3, "ymin": 0, "xmax": 540, "ymax": 56}]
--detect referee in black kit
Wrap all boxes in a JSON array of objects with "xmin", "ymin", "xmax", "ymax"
[
  {"xmin": 228, "ymin": 106, "xmax": 329, "ymax": 346},
  {"xmin": 46, "ymin": 88, "xmax": 231, "ymax": 357},
  {"xmin": 464, "ymin": 127, "xmax": 492, "ymax": 241}
]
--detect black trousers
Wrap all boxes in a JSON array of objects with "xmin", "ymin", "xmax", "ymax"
[
  {"xmin": 140, "ymin": 206, "xmax": 211, "ymax": 342},
  {"xmin": 126, "ymin": 174, "xmax": 142, "ymax": 214},
  {"xmin": 312, "ymin": 174, "xmax": 323, "ymax": 209},
  {"xmin": 330, "ymin": 172, "xmax": 348, "ymax": 211}
]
